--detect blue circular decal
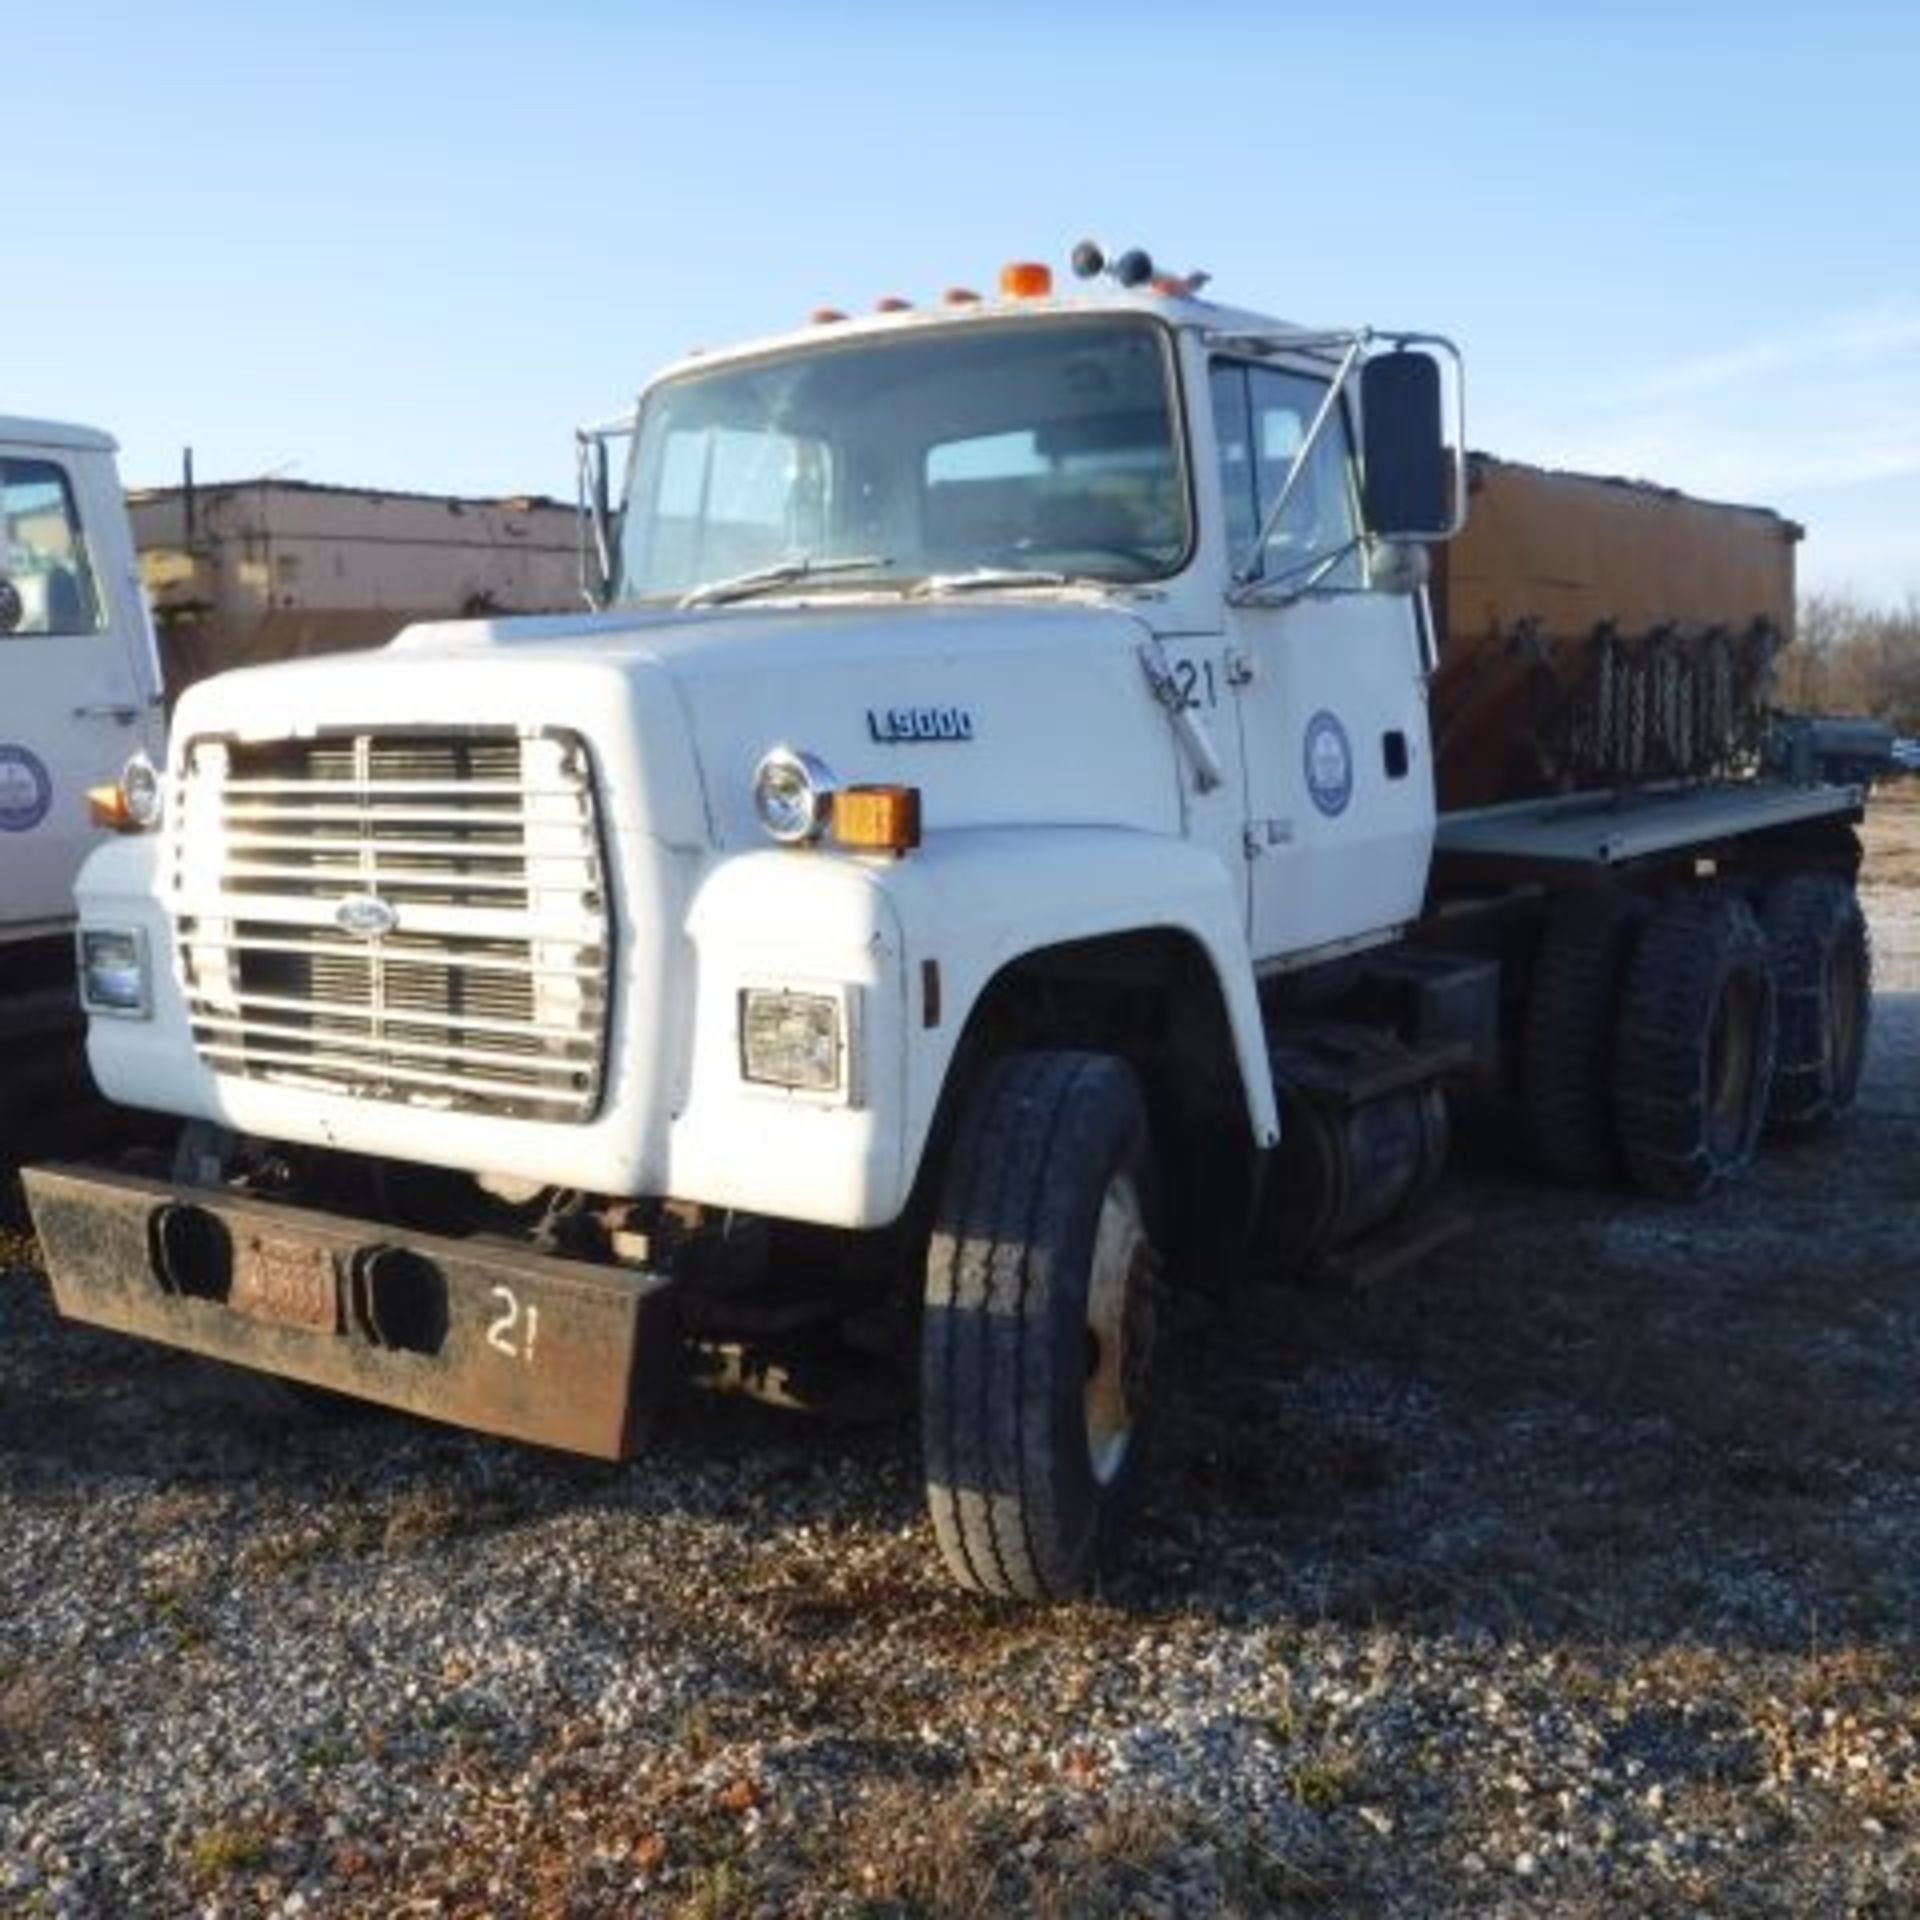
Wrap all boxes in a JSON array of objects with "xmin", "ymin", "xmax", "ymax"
[
  {"xmin": 0, "ymin": 744, "xmax": 51, "ymax": 833},
  {"xmin": 1303, "ymin": 711, "xmax": 1353, "ymax": 818}
]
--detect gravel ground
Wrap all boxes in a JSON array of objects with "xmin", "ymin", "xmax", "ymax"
[{"xmin": 2, "ymin": 793, "xmax": 1917, "ymax": 1918}]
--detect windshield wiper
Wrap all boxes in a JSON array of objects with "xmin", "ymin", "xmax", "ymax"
[
  {"xmin": 911, "ymin": 566, "xmax": 1078, "ymax": 598},
  {"xmin": 677, "ymin": 554, "xmax": 891, "ymax": 609}
]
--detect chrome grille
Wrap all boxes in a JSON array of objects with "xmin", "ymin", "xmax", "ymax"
[{"xmin": 173, "ymin": 728, "xmax": 609, "ymax": 1120}]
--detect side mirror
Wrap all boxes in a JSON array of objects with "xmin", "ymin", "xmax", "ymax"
[{"xmin": 1360, "ymin": 351, "xmax": 1448, "ymax": 538}]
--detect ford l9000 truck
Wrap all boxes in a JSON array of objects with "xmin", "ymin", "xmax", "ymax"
[{"xmin": 23, "ymin": 244, "xmax": 1905, "ymax": 1599}]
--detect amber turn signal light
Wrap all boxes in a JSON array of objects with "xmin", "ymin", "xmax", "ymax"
[
  {"xmin": 87, "ymin": 783, "xmax": 140, "ymax": 831},
  {"xmin": 831, "ymin": 784, "xmax": 921, "ymax": 854}
]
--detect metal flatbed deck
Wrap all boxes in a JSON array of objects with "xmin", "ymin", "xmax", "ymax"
[{"xmin": 1434, "ymin": 779, "xmax": 1864, "ymax": 869}]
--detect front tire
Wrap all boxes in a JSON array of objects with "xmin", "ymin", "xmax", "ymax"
[{"xmin": 921, "ymin": 1052, "xmax": 1160, "ymax": 1601}]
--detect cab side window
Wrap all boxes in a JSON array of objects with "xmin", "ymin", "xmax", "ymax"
[
  {"xmin": 1209, "ymin": 362, "xmax": 1363, "ymax": 589},
  {"xmin": 0, "ymin": 459, "xmax": 105, "ymax": 638}
]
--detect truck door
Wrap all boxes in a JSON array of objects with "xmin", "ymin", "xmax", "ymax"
[
  {"xmin": 0, "ymin": 443, "xmax": 161, "ymax": 936},
  {"xmin": 1211, "ymin": 362, "xmax": 1435, "ymax": 965}
]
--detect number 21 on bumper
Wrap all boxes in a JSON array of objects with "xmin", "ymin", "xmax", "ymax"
[{"xmin": 488, "ymin": 1286, "xmax": 541, "ymax": 1363}]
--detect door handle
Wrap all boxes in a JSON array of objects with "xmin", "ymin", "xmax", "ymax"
[{"xmin": 72, "ymin": 704, "xmax": 141, "ymax": 724}]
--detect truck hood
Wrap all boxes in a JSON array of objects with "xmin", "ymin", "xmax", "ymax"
[
  {"xmin": 370, "ymin": 598, "xmax": 1191, "ymax": 847},
  {"xmin": 133, "ymin": 600, "xmax": 1202, "ymax": 1210},
  {"xmin": 171, "ymin": 599, "xmax": 1189, "ymax": 850}
]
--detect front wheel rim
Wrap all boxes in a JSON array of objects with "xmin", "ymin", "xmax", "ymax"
[{"xmin": 1083, "ymin": 1172, "xmax": 1150, "ymax": 1487}]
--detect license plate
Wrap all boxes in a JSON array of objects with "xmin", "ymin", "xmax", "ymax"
[{"xmin": 232, "ymin": 1234, "xmax": 338, "ymax": 1333}]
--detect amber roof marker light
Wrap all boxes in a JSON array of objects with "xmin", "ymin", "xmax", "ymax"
[{"xmin": 999, "ymin": 261, "xmax": 1053, "ymax": 299}]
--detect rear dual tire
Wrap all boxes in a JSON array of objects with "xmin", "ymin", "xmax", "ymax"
[
  {"xmin": 1611, "ymin": 890, "xmax": 1777, "ymax": 1199},
  {"xmin": 1761, "ymin": 874, "xmax": 1871, "ymax": 1137},
  {"xmin": 1521, "ymin": 889, "xmax": 1652, "ymax": 1186},
  {"xmin": 1524, "ymin": 884, "xmax": 1800, "ymax": 1200}
]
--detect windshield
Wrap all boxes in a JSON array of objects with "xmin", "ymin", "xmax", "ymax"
[{"xmin": 613, "ymin": 318, "xmax": 1190, "ymax": 604}]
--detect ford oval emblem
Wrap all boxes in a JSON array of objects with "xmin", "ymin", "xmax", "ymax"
[{"xmin": 334, "ymin": 893, "xmax": 399, "ymax": 939}]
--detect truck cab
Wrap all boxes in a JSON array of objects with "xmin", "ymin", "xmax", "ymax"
[{"xmin": 586, "ymin": 273, "xmax": 1457, "ymax": 974}]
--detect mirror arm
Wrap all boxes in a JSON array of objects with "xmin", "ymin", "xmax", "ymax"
[
  {"xmin": 1229, "ymin": 334, "xmax": 1368, "ymax": 589},
  {"xmin": 1212, "ymin": 325, "xmax": 1470, "ymax": 546},
  {"xmin": 575, "ymin": 411, "xmax": 638, "ymax": 611},
  {"xmin": 1228, "ymin": 536, "xmax": 1364, "ymax": 610},
  {"xmin": 575, "ymin": 431, "xmax": 609, "ymax": 610}
]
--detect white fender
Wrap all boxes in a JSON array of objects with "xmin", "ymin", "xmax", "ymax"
[{"xmin": 668, "ymin": 828, "xmax": 1275, "ymax": 1229}]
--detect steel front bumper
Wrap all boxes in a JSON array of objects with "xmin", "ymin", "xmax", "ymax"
[{"xmin": 21, "ymin": 1164, "xmax": 678, "ymax": 1458}]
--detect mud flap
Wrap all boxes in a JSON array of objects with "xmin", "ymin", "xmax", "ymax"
[{"xmin": 21, "ymin": 1163, "xmax": 678, "ymax": 1459}]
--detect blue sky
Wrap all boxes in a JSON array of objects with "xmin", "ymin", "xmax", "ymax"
[{"xmin": 16, "ymin": 1, "xmax": 1918, "ymax": 602}]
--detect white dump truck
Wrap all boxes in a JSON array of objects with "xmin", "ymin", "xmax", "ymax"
[{"xmin": 24, "ymin": 246, "xmax": 1904, "ymax": 1599}]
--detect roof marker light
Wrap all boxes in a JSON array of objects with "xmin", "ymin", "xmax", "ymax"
[
  {"xmin": 1068, "ymin": 240, "xmax": 1156, "ymax": 288},
  {"xmin": 875, "ymin": 296, "xmax": 912, "ymax": 312},
  {"xmin": 942, "ymin": 287, "xmax": 981, "ymax": 306},
  {"xmin": 999, "ymin": 261, "xmax": 1052, "ymax": 298},
  {"xmin": 810, "ymin": 307, "xmax": 848, "ymax": 325},
  {"xmin": 1071, "ymin": 239, "xmax": 1106, "ymax": 280}
]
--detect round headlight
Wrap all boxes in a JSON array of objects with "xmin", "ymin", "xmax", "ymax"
[
  {"xmin": 753, "ymin": 747, "xmax": 838, "ymax": 845},
  {"xmin": 119, "ymin": 752, "xmax": 164, "ymax": 830}
]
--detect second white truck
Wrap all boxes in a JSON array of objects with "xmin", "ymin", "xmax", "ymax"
[
  {"xmin": 0, "ymin": 418, "xmax": 164, "ymax": 1135},
  {"xmin": 23, "ymin": 245, "xmax": 1900, "ymax": 1598}
]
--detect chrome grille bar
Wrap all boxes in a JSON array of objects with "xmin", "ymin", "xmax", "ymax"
[
  {"xmin": 170, "ymin": 931, "xmax": 603, "ymax": 981},
  {"xmin": 192, "ymin": 1043, "xmax": 595, "ymax": 1108}
]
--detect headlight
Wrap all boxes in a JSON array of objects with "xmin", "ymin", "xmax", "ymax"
[
  {"xmin": 86, "ymin": 752, "xmax": 165, "ymax": 833},
  {"xmin": 120, "ymin": 753, "xmax": 164, "ymax": 829},
  {"xmin": 78, "ymin": 926, "xmax": 151, "ymax": 1018},
  {"xmin": 739, "ymin": 988, "xmax": 843, "ymax": 1092},
  {"xmin": 752, "ymin": 747, "xmax": 838, "ymax": 845}
]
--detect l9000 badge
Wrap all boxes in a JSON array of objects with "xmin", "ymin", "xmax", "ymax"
[{"xmin": 867, "ymin": 705, "xmax": 974, "ymax": 744}]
